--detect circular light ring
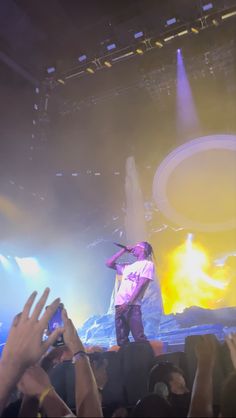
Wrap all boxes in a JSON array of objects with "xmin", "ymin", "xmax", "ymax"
[{"xmin": 153, "ymin": 135, "xmax": 236, "ymax": 232}]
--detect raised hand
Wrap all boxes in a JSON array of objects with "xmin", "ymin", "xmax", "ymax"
[
  {"xmin": 61, "ymin": 309, "xmax": 84, "ymax": 355},
  {"xmin": 18, "ymin": 365, "xmax": 52, "ymax": 398},
  {"xmin": 1, "ymin": 288, "xmax": 64, "ymax": 370},
  {"xmin": 195, "ymin": 334, "xmax": 217, "ymax": 368},
  {"xmin": 226, "ymin": 333, "xmax": 236, "ymax": 369}
]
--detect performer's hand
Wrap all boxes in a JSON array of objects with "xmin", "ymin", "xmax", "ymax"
[{"xmin": 117, "ymin": 303, "xmax": 129, "ymax": 315}]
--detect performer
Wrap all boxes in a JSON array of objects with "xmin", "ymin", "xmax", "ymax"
[{"xmin": 106, "ymin": 241, "xmax": 155, "ymax": 346}]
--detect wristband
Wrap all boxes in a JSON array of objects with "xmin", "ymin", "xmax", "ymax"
[
  {"xmin": 72, "ymin": 350, "xmax": 89, "ymax": 364},
  {"xmin": 39, "ymin": 385, "xmax": 54, "ymax": 407}
]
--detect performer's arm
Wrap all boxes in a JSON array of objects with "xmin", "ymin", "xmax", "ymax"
[{"xmin": 105, "ymin": 248, "xmax": 127, "ymax": 270}]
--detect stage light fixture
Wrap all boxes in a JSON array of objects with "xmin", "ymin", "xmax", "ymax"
[
  {"xmin": 177, "ymin": 29, "xmax": 188, "ymax": 37},
  {"xmin": 46, "ymin": 66, "xmax": 56, "ymax": 74},
  {"xmin": 136, "ymin": 47, "xmax": 144, "ymax": 55},
  {"xmin": 78, "ymin": 54, "xmax": 87, "ymax": 63},
  {"xmin": 166, "ymin": 17, "xmax": 177, "ymax": 26},
  {"xmin": 65, "ymin": 70, "xmax": 85, "ymax": 80},
  {"xmin": 104, "ymin": 60, "xmax": 112, "ymax": 68},
  {"xmin": 221, "ymin": 10, "xmax": 236, "ymax": 20},
  {"xmin": 191, "ymin": 27, "xmax": 199, "ymax": 34},
  {"xmin": 134, "ymin": 31, "xmax": 144, "ymax": 39},
  {"xmin": 202, "ymin": 3, "xmax": 213, "ymax": 12},
  {"xmin": 212, "ymin": 18, "xmax": 219, "ymax": 26},
  {"xmin": 57, "ymin": 78, "xmax": 65, "ymax": 85},
  {"xmin": 111, "ymin": 50, "xmax": 134, "ymax": 62},
  {"xmin": 106, "ymin": 43, "xmax": 116, "ymax": 51},
  {"xmin": 155, "ymin": 40, "xmax": 164, "ymax": 48},
  {"xmin": 86, "ymin": 67, "xmax": 95, "ymax": 74},
  {"xmin": 164, "ymin": 35, "xmax": 175, "ymax": 42}
]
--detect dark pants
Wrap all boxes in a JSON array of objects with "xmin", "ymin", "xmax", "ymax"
[{"xmin": 115, "ymin": 305, "xmax": 147, "ymax": 346}]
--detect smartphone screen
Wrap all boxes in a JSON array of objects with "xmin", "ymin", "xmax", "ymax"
[{"xmin": 47, "ymin": 303, "xmax": 65, "ymax": 347}]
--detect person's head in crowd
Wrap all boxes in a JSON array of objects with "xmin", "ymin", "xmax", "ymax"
[
  {"xmin": 148, "ymin": 362, "xmax": 190, "ymax": 417},
  {"xmin": 221, "ymin": 371, "xmax": 236, "ymax": 417},
  {"xmin": 148, "ymin": 362, "xmax": 188, "ymax": 395},
  {"xmin": 132, "ymin": 393, "xmax": 174, "ymax": 417}
]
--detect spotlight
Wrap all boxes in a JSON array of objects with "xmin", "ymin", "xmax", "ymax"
[
  {"xmin": 78, "ymin": 54, "xmax": 87, "ymax": 63},
  {"xmin": 134, "ymin": 31, "xmax": 144, "ymax": 39},
  {"xmin": 221, "ymin": 10, "xmax": 236, "ymax": 20},
  {"xmin": 191, "ymin": 27, "xmax": 199, "ymax": 34},
  {"xmin": 106, "ymin": 43, "xmax": 116, "ymax": 51},
  {"xmin": 202, "ymin": 3, "xmax": 213, "ymax": 12},
  {"xmin": 46, "ymin": 66, "xmax": 56, "ymax": 74},
  {"xmin": 155, "ymin": 40, "xmax": 163, "ymax": 48},
  {"xmin": 15, "ymin": 257, "xmax": 41, "ymax": 277},
  {"xmin": 111, "ymin": 50, "xmax": 134, "ymax": 62},
  {"xmin": 166, "ymin": 17, "xmax": 177, "ymax": 26},
  {"xmin": 57, "ymin": 78, "xmax": 65, "ymax": 85},
  {"xmin": 136, "ymin": 47, "xmax": 144, "ymax": 55},
  {"xmin": 104, "ymin": 60, "xmax": 112, "ymax": 68},
  {"xmin": 86, "ymin": 67, "xmax": 95, "ymax": 74},
  {"xmin": 176, "ymin": 29, "xmax": 188, "ymax": 37},
  {"xmin": 212, "ymin": 18, "xmax": 219, "ymax": 26},
  {"xmin": 164, "ymin": 35, "xmax": 175, "ymax": 42}
]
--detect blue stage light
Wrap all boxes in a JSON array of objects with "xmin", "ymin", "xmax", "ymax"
[
  {"xmin": 202, "ymin": 3, "xmax": 213, "ymax": 11},
  {"xmin": 106, "ymin": 43, "xmax": 116, "ymax": 51},
  {"xmin": 134, "ymin": 31, "xmax": 144, "ymax": 39},
  {"xmin": 47, "ymin": 66, "xmax": 56, "ymax": 74},
  {"xmin": 166, "ymin": 17, "xmax": 177, "ymax": 26},
  {"xmin": 78, "ymin": 54, "xmax": 87, "ymax": 63},
  {"xmin": 15, "ymin": 257, "xmax": 41, "ymax": 277}
]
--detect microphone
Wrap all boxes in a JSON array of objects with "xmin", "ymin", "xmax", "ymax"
[{"xmin": 113, "ymin": 242, "xmax": 129, "ymax": 251}]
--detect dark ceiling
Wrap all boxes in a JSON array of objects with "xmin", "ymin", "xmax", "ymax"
[
  {"xmin": 0, "ymin": 0, "xmax": 236, "ymax": 257},
  {"xmin": 0, "ymin": 0, "xmax": 235, "ymax": 80}
]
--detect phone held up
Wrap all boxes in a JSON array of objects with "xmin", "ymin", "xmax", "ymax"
[{"xmin": 47, "ymin": 302, "xmax": 65, "ymax": 347}]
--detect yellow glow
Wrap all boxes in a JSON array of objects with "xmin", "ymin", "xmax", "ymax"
[
  {"xmin": 86, "ymin": 67, "xmax": 95, "ymax": 74},
  {"xmin": 155, "ymin": 41, "xmax": 163, "ymax": 48},
  {"xmin": 136, "ymin": 48, "xmax": 144, "ymax": 55},
  {"xmin": 104, "ymin": 61, "xmax": 112, "ymax": 68},
  {"xmin": 161, "ymin": 236, "xmax": 230, "ymax": 314}
]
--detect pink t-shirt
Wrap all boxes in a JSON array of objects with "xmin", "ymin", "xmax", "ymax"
[{"xmin": 115, "ymin": 259, "xmax": 154, "ymax": 306}]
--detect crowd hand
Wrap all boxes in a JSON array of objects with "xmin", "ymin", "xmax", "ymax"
[
  {"xmin": 62, "ymin": 309, "xmax": 84, "ymax": 355},
  {"xmin": 226, "ymin": 333, "xmax": 236, "ymax": 369},
  {"xmin": 17, "ymin": 365, "xmax": 52, "ymax": 398},
  {"xmin": 1, "ymin": 288, "xmax": 64, "ymax": 372},
  {"xmin": 195, "ymin": 334, "xmax": 217, "ymax": 369}
]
